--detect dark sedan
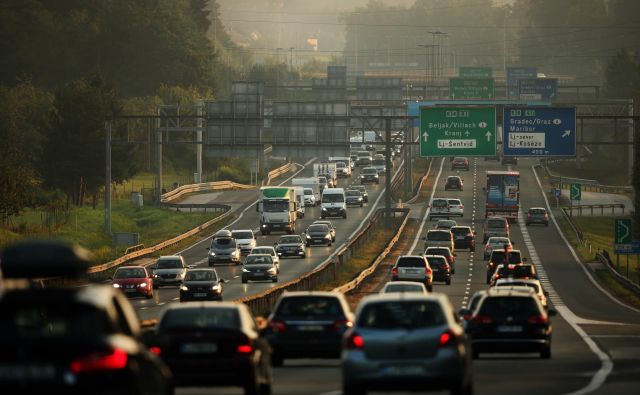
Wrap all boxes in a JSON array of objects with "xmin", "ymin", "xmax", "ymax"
[
  {"xmin": 241, "ymin": 254, "xmax": 278, "ymax": 283},
  {"xmin": 349, "ymin": 185, "xmax": 368, "ymax": 202},
  {"xmin": 360, "ymin": 167, "xmax": 380, "ymax": 184},
  {"xmin": 305, "ymin": 224, "xmax": 333, "ymax": 246},
  {"xmin": 152, "ymin": 303, "xmax": 273, "ymax": 394},
  {"xmin": 451, "ymin": 157, "xmax": 470, "ymax": 170},
  {"xmin": 451, "ymin": 226, "xmax": 476, "ymax": 251},
  {"xmin": 274, "ymin": 235, "xmax": 306, "ymax": 258},
  {"xmin": 345, "ymin": 189, "xmax": 364, "ymax": 207},
  {"xmin": 179, "ymin": 268, "xmax": 225, "ymax": 302},
  {"xmin": 526, "ymin": 207, "xmax": 549, "ymax": 226},
  {"xmin": 426, "ymin": 255, "xmax": 451, "ymax": 285},
  {"xmin": 444, "ymin": 176, "xmax": 463, "ymax": 191}
]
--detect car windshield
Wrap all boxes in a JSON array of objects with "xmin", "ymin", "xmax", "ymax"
[
  {"xmin": 451, "ymin": 227, "xmax": 470, "ymax": 235},
  {"xmin": 447, "ymin": 177, "xmax": 460, "ymax": 182},
  {"xmin": 308, "ymin": 225, "xmax": 328, "ymax": 232},
  {"xmin": 275, "ymin": 297, "xmax": 344, "ymax": 319},
  {"xmin": 318, "ymin": 177, "xmax": 327, "ymax": 184},
  {"xmin": 383, "ymin": 284, "xmax": 425, "ymax": 293},
  {"xmin": 263, "ymin": 201, "xmax": 289, "ymax": 212},
  {"xmin": 346, "ymin": 190, "xmax": 360, "ymax": 196},
  {"xmin": 358, "ymin": 301, "xmax": 445, "ymax": 329},
  {"xmin": 448, "ymin": 199, "xmax": 461, "ymax": 205},
  {"xmin": 427, "ymin": 231, "xmax": 450, "ymax": 241},
  {"xmin": 232, "ymin": 231, "xmax": 253, "ymax": 240},
  {"xmin": 252, "ymin": 248, "xmax": 273, "ymax": 255},
  {"xmin": 436, "ymin": 220, "xmax": 456, "ymax": 228},
  {"xmin": 488, "ymin": 219, "xmax": 506, "ymax": 228},
  {"xmin": 362, "ymin": 168, "xmax": 377, "ymax": 174},
  {"xmin": 497, "ymin": 281, "xmax": 540, "ymax": 293},
  {"xmin": 114, "ymin": 268, "xmax": 146, "ymax": 279},
  {"xmin": 478, "ymin": 297, "xmax": 540, "ymax": 319},
  {"xmin": 425, "ymin": 248, "xmax": 450, "ymax": 256},
  {"xmin": 491, "ymin": 251, "xmax": 522, "ymax": 264},
  {"xmin": 279, "ymin": 236, "xmax": 301, "ymax": 244},
  {"xmin": 427, "ymin": 256, "xmax": 447, "ymax": 267},
  {"xmin": 488, "ymin": 238, "xmax": 510, "ymax": 247},
  {"xmin": 396, "ymin": 257, "xmax": 425, "ymax": 268},
  {"xmin": 323, "ymin": 193, "xmax": 344, "ymax": 203},
  {"xmin": 157, "ymin": 259, "xmax": 182, "ymax": 269},
  {"xmin": 304, "ymin": 188, "xmax": 314, "ymax": 195},
  {"xmin": 373, "ymin": 159, "xmax": 385, "ymax": 166},
  {"xmin": 185, "ymin": 270, "xmax": 217, "ymax": 282},
  {"xmin": 213, "ymin": 237, "xmax": 236, "ymax": 248},
  {"xmin": 336, "ymin": 162, "xmax": 345, "ymax": 168},
  {"xmin": 245, "ymin": 255, "xmax": 273, "ymax": 265},
  {"xmin": 159, "ymin": 308, "xmax": 240, "ymax": 331},
  {"xmin": 530, "ymin": 209, "xmax": 546, "ymax": 215}
]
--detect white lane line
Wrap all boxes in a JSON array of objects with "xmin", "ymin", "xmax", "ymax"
[
  {"xmin": 172, "ymin": 297, "xmax": 179, "ymax": 301},
  {"xmin": 409, "ymin": 158, "xmax": 446, "ymax": 254}
]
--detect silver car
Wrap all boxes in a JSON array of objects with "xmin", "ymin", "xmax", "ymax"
[
  {"xmin": 232, "ymin": 229, "xmax": 257, "ymax": 255},
  {"xmin": 152, "ymin": 255, "xmax": 187, "ymax": 288},
  {"xmin": 342, "ymin": 293, "xmax": 473, "ymax": 395},
  {"xmin": 380, "ymin": 281, "xmax": 427, "ymax": 294}
]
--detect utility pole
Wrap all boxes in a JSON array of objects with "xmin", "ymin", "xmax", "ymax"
[
  {"xmin": 104, "ymin": 120, "xmax": 112, "ymax": 236},
  {"xmin": 385, "ymin": 118, "xmax": 392, "ymax": 226},
  {"xmin": 289, "ymin": 47, "xmax": 294, "ymax": 73},
  {"xmin": 156, "ymin": 110, "xmax": 163, "ymax": 206},
  {"xmin": 196, "ymin": 101, "xmax": 203, "ymax": 183},
  {"xmin": 418, "ymin": 44, "xmax": 438, "ymax": 99}
]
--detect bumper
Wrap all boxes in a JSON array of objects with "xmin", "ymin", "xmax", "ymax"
[
  {"xmin": 360, "ymin": 177, "xmax": 379, "ymax": 184},
  {"xmin": 119, "ymin": 286, "xmax": 152, "ymax": 297},
  {"xmin": 432, "ymin": 272, "xmax": 451, "ymax": 282},
  {"xmin": 208, "ymin": 254, "xmax": 240, "ymax": 263},
  {"xmin": 164, "ymin": 355, "xmax": 254, "ymax": 386},
  {"xmin": 242, "ymin": 272, "xmax": 277, "ymax": 281},
  {"xmin": 471, "ymin": 338, "xmax": 550, "ymax": 353},
  {"xmin": 346, "ymin": 199, "xmax": 363, "ymax": 206},
  {"xmin": 180, "ymin": 290, "xmax": 222, "ymax": 301},
  {"xmin": 321, "ymin": 209, "xmax": 346, "ymax": 218},
  {"xmin": 269, "ymin": 337, "xmax": 342, "ymax": 359},
  {"xmin": 306, "ymin": 238, "xmax": 331, "ymax": 246},
  {"xmin": 277, "ymin": 249, "xmax": 306, "ymax": 257}
]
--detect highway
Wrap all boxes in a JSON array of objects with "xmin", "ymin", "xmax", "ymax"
[{"xmin": 163, "ymin": 157, "xmax": 640, "ymax": 395}]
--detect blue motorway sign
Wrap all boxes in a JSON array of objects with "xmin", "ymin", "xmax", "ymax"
[
  {"xmin": 518, "ymin": 78, "xmax": 558, "ymax": 101},
  {"xmin": 502, "ymin": 107, "xmax": 576, "ymax": 157},
  {"xmin": 614, "ymin": 241, "xmax": 640, "ymax": 255},
  {"xmin": 507, "ymin": 67, "xmax": 538, "ymax": 97}
]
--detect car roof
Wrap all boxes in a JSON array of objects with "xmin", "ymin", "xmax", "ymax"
[
  {"xmin": 383, "ymin": 281, "xmax": 425, "ymax": 287},
  {"xmin": 246, "ymin": 253, "xmax": 272, "ymax": 258},
  {"xmin": 162, "ymin": 301, "xmax": 242, "ymax": 311},
  {"xmin": 232, "ymin": 229, "xmax": 253, "ymax": 234},
  {"xmin": 158, "ymin": 255, "xmax": 182, "ymax": 260},
  {"xmin": 485, "ymin": 287, "xmax": 535, "ymax": 297},
  {"xmin": 428, "ymin": 229, "xmax": 450, "ymax": 233},
  {"xmin": 397, "ymin": 255, "xmax": 425, "ymax": 259},
  {"xmin": 359, "ymin": 292, "xmax": 450, "ymax": 306},
  {"xmin": 279, "ymin": 291, "xmax": 344, "ymax": 298},
  {"xmin": 425, "ymin": 254, "xmax": 447, "ymax": 259},
  {"xmin": 447, "ymin": 175, "xmax": 461, "ymax": 179},
  {"xmin": 451, "ymin": 225, "xmax": 471, "ymax": 229},
  {"xmin": 252, "ymin": 246, "xmax": 275, "ymax": 250},
  {"xmin": 117, "ymin": 265, "xmax": 146, "ymax": 270}
]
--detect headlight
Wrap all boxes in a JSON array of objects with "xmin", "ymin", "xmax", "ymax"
[
  {"xmin": 211, "ymin": 284, "xmax": 221, "ymax": 292},
  {"xmin": 138, "ymin": 282, "xmax": 148, "ymax": 288},
  {"xmin": 306, "ymin": 234, "xmax": 312, "ymax": 239},
  {"xmin": 209, "ymin": 251, "xmax": 215, "ymax": 256},
  {"xmin": 180, "ymin": 285, "xmax": 189, "ymax": 291},
  {"xmin": 268, "ymin": 268, "xmax": 277, "ymax": 274},
  {"xmin": 262, "ymin": 224, "xmax": 267, "ymax": 228},
  {"xmin": 112, "ymin": 283, "xmax": 120, "ymax": 288},
  {"xmin": 232, "ymin": 250, "xmax": 239, "ymax": 256},
  {"xmin": 242, "ymin": 268, "xmax": 250, "ymax": 273},
  {"xmin": 325, "ymin": 234, "xmax": 331, "ymax": 239},
  {"xmin": 322, "ymin": 207, "xmax": 327, "ymax": 211}
]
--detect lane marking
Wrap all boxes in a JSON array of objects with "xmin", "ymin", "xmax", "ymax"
[{"xmin": 409, "ymin": 158, "xmax": 445, "ymax": 254}]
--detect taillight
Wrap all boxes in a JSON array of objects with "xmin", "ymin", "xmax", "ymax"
[
  {"xmin": 528, "ymin": 213, "xmax": 532, "ymax": 218},
  {"xmin": 472, "ymin": 315, "xmax": 493, "ymax": 324},
  {"xmin": 149, "ymin": 346, "xmax": 162, "ymax": 356},
  {"xmin": 438, "ymin": 330, "xmax": 456, "ymax": 347},
  {"xmin": 391, "ymin": 267, "xmax": 398, "ymax": 276},
  {"xmin": 460, "ymin": 204, "xmax": 464, "ymax": 208},
  {"xmin": 70, "ymin": 348, "xmax": 128, "ymax": 374},
  {"xmin": 527, "ymin": 315, "xmax": 548, "ymax": 325},
  {"xmin": 333, "ymin": 319, "xmax": 353, "ymax": 332},
  {"xmin": 269, "ymin": 320, "xmax": 287, "ymax": 333},
  {"xmin": 237, "ymin": 344, "xmax": 254, "ymax": 354},
  {"xmin": 425, "ymin": 267, "xmax": 432, "ymax": 276},
  {"xmin": 345, "ymin": 332, "xmax": 365, "ymax": 350}
]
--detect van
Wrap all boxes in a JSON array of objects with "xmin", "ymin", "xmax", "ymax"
[
  {"xmin": 483, "ymin": 216, "xmax": 510, "ymax": 242},
  {"xmin": 428, "ymin": 198, "xmax": 450, "ymax": 220},
  {"xmin": 321, "ymin": 188, "xmax": 347, "ymax": 219},
  {"xmin": 356, "ymin": 151, "xmax": 372, "ymax": 167}
]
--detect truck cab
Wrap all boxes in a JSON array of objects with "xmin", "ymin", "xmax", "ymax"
[
  {"xmin": 321, "ymin": 188, "xmax": 347, "ymax": 219},
  {"xmin": 257, "ymin": 187, "xmax": 298, "ymax": 235}
]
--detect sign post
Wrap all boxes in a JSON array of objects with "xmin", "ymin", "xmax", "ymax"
[
  {"xmin": 502, "ymin": 107, "xmax": 577, "ymax": 157},
  {"xmin": 449, "ymin": 78, "xmax": 494, "ymax": 99},
  {"xmin": 420, "ymin": 107, "xmax": 496, "ymax": 157}
]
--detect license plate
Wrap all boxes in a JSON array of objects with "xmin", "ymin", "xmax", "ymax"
[
  {"xmin": 0, "ymin": 364, "xmax": 56, "ymax": 380},
  {"xmin": 124, "ymin": 288, "xmax": 137, "ymax": 293},
  {"xmin": 496, "ymin": 325, "xmax": 523, "ymax": 333},
  {"xmin": 456, "ymin": 236, "xmax": 466, "ymax": 240},
  {"xmin": 193, "ymin": 293, "xmax": 207, "ymax": 297},
  {"xmin": 382, "ymin": 365, "xmax": 424, "ymax": 376},
  {"xmin": 273, "ymin": 224, "xmax": 282, "ymax": 228},
  {"xmin": 297, "ymin": 325, "xmax": 324, "ymax": 332},
  {"xmin": 181, "ymin": 343, "xmax": 218, "ymax": 354}
]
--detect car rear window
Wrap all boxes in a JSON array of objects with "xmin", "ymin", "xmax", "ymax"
[
  {"xmin": 432, "ymin": 199, "xmax": 448, "ymax": 208},
  {"xmin": 396, "ymin": 257, "xmax": 426, "ymax": 268},
  {"xmin": 358, "ymin": 301, "xmax": 445, "ymax": 329},
  {"xmin": 448, "ymin": 199, "xmax": 461, "ymax": 205},
  {"xmin": 496, "ymin": 281, "xmax": 540, "ymax": 293},
  {"xmin": 157, "ymin": 259, "xmax": 182, "ymax": 269},
  {"xmin": 490, "ymin": 251, "xmax": 522, "ymax": 264},
  {"xmin": 427, "ymin": 231, "xmax": 450, "ymax": 241},
  {"xmin": 530, "ymin": 209, "xmax": 546, "ymax": 215},
  {"xmin": 427, "ymin": 256, "xmax": 447, "ymax": 267},
  {"xmin": 488, "ymin": 219, "xmax": 506, "ymax": 228},
  {"xmin": 232, "ymin": 231, "xmax": 253, "ymax": 240},
  {"xmin": 425, "ymin": 247, "xmax": 450, "ymax": 256},
  {"xmin": 383, "ymin": 284, "xmax": 425, "ymax": 293},
  {"xmin": 160, "ymin": 308, "xmax": 240, "ymax": 331},
  {"xmin": 275, "ymin": 297, "xmax": 344, "ymax": 318},
  {"xmin": 451, "ymin": 227, "xmax": 471, "ymax": 235},
  {"xmin": 477, "ymin": 297, "xmax": 540, "ymax": 318}
]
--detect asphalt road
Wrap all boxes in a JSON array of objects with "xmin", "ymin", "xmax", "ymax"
[{"xmin": 142, "ymin": 157, "xmax": 640, "ymax": 395}]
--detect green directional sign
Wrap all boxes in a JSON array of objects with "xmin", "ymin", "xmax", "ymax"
[
  {"xmin": 449, "ymin": 78, "xmax": 494, "ymax": 99},
  {"xmin": 459, "ymin": 67, "xmax": 493, "ymax": 78},
  {"xmin": 615, "ymin": 219, "xmax": 632, "ymax": 244},
  {"xmin": 420, "ymin": 107, "xmax": 497, "ymax": 157},
  {"xmin": 570, "ymin": 183, "xmax": 581, "ymax": 201}
]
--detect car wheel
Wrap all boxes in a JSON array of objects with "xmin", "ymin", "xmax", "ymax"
[
  {"xmin": 540, "ymin": 345, "xmax": 551, "ymax": 359},
  {"xmin": 301, "ymin": 253, "xmax": 306, "ymax": 259},
  {"xmin": 343, "ymin": 382, "xmax": 366, "ymax": 395},
  {"xmin": 328, "ymin": 242, "xmax": 332, "ymax": 247},
  {"xmin": 271, "ymin": 354, "xmax": 284, "ymax": 367},
  {"xmin": 446, "ymin": 278, "xmax": 451, "ymax": 285},
  {"xmin": 426, "ymin": 283, "xmax": 433, "ymax": 292},
  {"xmin": 242, "ymin": 277, "xmax": 248, "ymax": 284},
  {"xmin": 486, "ymin": 272, "xmax": 491, "ymax": 284},
  {"xmin": 272, "ymin": 277, "xmax": 278, "ymax": 283}
]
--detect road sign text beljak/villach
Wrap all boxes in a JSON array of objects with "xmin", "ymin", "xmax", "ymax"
[
  {"xmin": 420, "ymin": 107, "xmax": 496, "ymax": 157},
  {"xmin": 502, "ymin": 107, "xmax": 576, "ymax": 157}
]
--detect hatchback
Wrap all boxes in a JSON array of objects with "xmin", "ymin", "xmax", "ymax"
[
  {"xmin": 483, "ymin": 236, "xmax": 512, "ymax": 260},
  {"xmin": 444, "ymin": 176, "xmax": 463, "ymax": 191},
  {"xmin": 451, "ymin": 157, "xmax": 470, "ymax": 171},
  {"xmin": 483, "ymin": 216, "xmax": 509, "ymax": 242},
  {"xmin": 424, "ymin": 229, "xmax": 455, "ymax": 253},
  {"xmin": 112, "ymin": 266, "xmax": 154, "ymax": 298},
  {"xmin": 526, "ymin": 207, "xmax": 549, "ymax": 226},
  {"xmin": 486, "ymin": 249, "xmax": 526, "ymax": 284},
  {"xmin": 274, "ymin": 235, "xmax": 306, "ymax": 258},
  {"xmin": 450, "ymin": 226, "xmax": 475, "ymax": 251},
  {"xmin": 265, "ymin": 292, "xmax": 354, "ymax": 366},
  {"xmin": 349, "ymin": 185, "xmax": 369, "ymax": 202},
  {"xmin": 380, "ymin": 281, "xmax": 428, "ymax": 294},
  {"xmin": 391, "ymin": 255, "xmax": 433, "ymax": 292},
  {"xmin": 429, "ymin": 198, "xmax": 450, "ymax": 220},
  {"xmin": 231, "ymin": 229, "xmax": 257, "ymax": 255},
  {"xmin": 426, "ymin": 255, "xmax": 451, "ymax": 285},
  {"xmin": 494, "ymin": 278, "xmax": 548, "ymax": 309},
  {"xmin": 179, "ymin": 268, "xmax": 225, "ymax": 302},
  {"xmin": 241, "ymin": 254, "xmax": 278, "ymax": 283},
  {"xmin": 152, "ymin": 256, "xmax": 187, "ymax": 288},
  {"xmin": 342, "ymin": 293, "xmax": 473, "ymax": 395},
  {"xmin": 360, "ymin": 167, "xmax": 380, "ymax": 184},
  {"xmin": 424, "ymin": 246, "xmax": 456, "ymax": 274},
  {"xmin": 304, "ymin": 224, "xmax": 333, "ymax": 246},
  {"xmin": 447, "ymin": 199, "xmax": 464, "ymax": 217}
]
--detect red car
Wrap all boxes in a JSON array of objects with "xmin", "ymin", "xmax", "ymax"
[{"xmin": 112, "ymin": 266, "xmax": 154, "ymax": 298}]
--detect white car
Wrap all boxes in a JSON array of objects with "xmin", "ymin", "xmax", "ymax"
[
  {"xmin": 447, "ymin": 198, "xmax": 464, "ymax": 217},
  {"xmin": 303, "ymin": 188, "xmax": 317, "ymax": 207},
  {"xmin": 494, "ymin": 278, "xmax": 549, "ymax": 309},
  {"xmin": 250, "ymin": 246, "xmax": 280, "ymax": 273},
  {"xmin": 231, "ymin": 229, "xmax": 257, "ymax": 255},
  {"xmin": 483, "ymin": 237, "xmax": 513, "ymax": 260},
  {"xmin": 380, "ymin": 281, "xmax": 428, "ymax": 294}
]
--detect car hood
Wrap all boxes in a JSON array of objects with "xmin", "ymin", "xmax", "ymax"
[
  {"xmin": 276, "ymin": 243, "xmax": 303, "ymax": 248},
  {"xmin": 183, "ymin": 280, "xmax": 218, "ymax": 287},
  {"xmin": 244, "ymin": 264, "xmax": 275, "ymax": 271},
  {"xmin": 235, "ymin": 239, "xmax": 254, "ymax": 244},
  {"xmin": 211, "ymin": 247, "xmax": 237, "ymax": 253},
  {"xmin": 308, "ymin": 231, "xmax": 330, "ymax": 237},
  {"xmin": 154, "ymin": 268, "xmax": 185, "ymax": 275}
]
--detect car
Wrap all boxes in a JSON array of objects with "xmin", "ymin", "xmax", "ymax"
[
  {"xmin": 483, "ymin": 236, "xmax": 512, "ymax": 260},
  {"xmin": 356, "ymin": 151, "xmax": 373, "ymax": 166},
  {"xmin": 494, "ymin": 278, "xmax": 549, "ymax": 309},
  {"xmin": 486, "ymin": 248, "xmax": 526, "ymax": 284},
  {"xmin": 112, "ymin": 265, "xmax": 154, "ymax": 298},
  {"xmin": 526, "ymin": 207, "xmax": 549, "ymax": 226},
  {"xmin": 335, "ymin": 161, "xmax": 350, "ymax": 177},
  {"xmin": 450, "ymin": 226, "xmax": 475, "ymax": 251},
  {"xmin": 303, "ymin": 187, "xmax": 317, "ymax": 206},
  {"xmin": 444, "ymin": 176, "xmax": 463, "ymax": 191},
  {"xmin": 313, "ymin": 220, "xmax": 336, "ymax": 241},
  {"xmin": 349, "ymin": 185, "xmax": 369, "ymax": 202},
  {"xmin": 447, "ymin": 198, "xmax": 464, "ymax": 217},
  {"xmin": 241, "ymin": 254, "xmax": 279, "ymax": 283},
  {"xmin": 0, "ymin": 240, "xmax": 172, "ymax": 394},
  {"xmin": 372, "ymin": 157, "xmax": 386, "ymax": 175},
  {"xmin": 434, "ymin": 219, "xmax": 457, "ymax": 230},
  {"xmin": 502, "ymin": 156, "xmax": 518, "ymax": 165},
  {"xmin": 428, "ymin": 198, "xmax": 450, "ymax": 220},
  {"xmin": 483, "ymin": 216, "xmax": 510, "ymax": 243},
  {"xmin": 345, "ymin": 189, "xmax": 364, "ymax": 207},
  {"xmin": 151, "ymin": 255, "xmax": 187, "ymax": 288},
  {"xmin": 458, "ymin": 290, "xmax": 487, "ymax": 324},
  {"xmin": 342, "ymin": 293, "xmax": 474, "ymax": 395},
  {"xmin": 179, "ymin": 268, "xmax": 225, "ymax": 302},
  {"xmin": 451, "ymin": 156, "xmax": 470, "ymax": 170},
  {"xmin": 231, "ymin": 229, "xmax": 257, "ymax": 255},
  {"xmin": 424, "ymin": 246, "xmax": 456, "ymax": 274},
  {"xmin": 304, "ymin": 224, "xmax": 333, "ymax": 246},
  {"xmin": 423, "ymin": 229, "xmax": 455, "ymax": 253},
  {"xmin": 380, "ymin": 281, "xmax": 428, "ymax": 294},
  {"xmin": 391, "ymin": 255, "xmax": 433, "ymax": 292},
  {"xmin": 208, "ymin": 229, "xmax": 241, "ymax": 265},
  {"xmin": 426, "ymin": 255, "xmax": 451, "ymax": 285},
  {"xmin": 360, "ymin": 166, "xmax": 379, "ymax": 184},
  {"xmin": 318, "ymin": 176, "xmax": 328, "ymax": 192},
  {"xmin": 265, "ymin": 291, "xmax": 354, "ymax": 366},
  {"xmin": 152, "ymin": 302, "xmax": 272, "ymax": 394},
  {"xmin": 274, "ymin": 235, "xmax": 306, "ymax": 258},
  {"xmin": 250, "ymin": 246, "xmax": 280, "ymax": 271},
  {"xmin": 464, "ymin": 287, "xmax": 555, "ymax": 359}
]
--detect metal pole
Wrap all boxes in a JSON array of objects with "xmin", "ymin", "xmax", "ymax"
[
  {"xmin": 628, "ymin": 99, "xmax": 634, "ymax": 185},
  {"xmin": 385, "ymin": 119, "xmax": 392, "ymax": 226},
  {"xmin": 196, "ymin": 101, "xmax": 203, "ymax": 183},
  {"xmin": 105, "ymin": 120, "xmax": 112, "ymax": 236},
  {"xmin": 156, "ymin": 110, "xmax": 163, "ymax": 206}
]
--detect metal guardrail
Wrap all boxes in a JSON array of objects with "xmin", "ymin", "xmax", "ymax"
[
  {"xmin": 124, "ymin": 244, "xmax": 144, "ymax": 255},
  {"xmin": 563, "ymin": 203, "xmax": 625, "ymax": 217},
  {"xmin": 266, "ymin": 163, "xmax": 295, "ymax": 185},
  {"xmin": 560, "ymin": 207, "xmax": 584, "ymax": 241},
  {"xmin": 545, "ymin": 166, "xmax": 633, "ymax": 194},
  {"xmin": 161, "ymin": 181, "xmax": 254, "ymax": 203},
  {"xmin": 596, "ymin": 251, "xmax": 640, "ymax": 295},
  {"xmin": 159, "ymin": 202, "xmax": 230, "ymax": 213}
]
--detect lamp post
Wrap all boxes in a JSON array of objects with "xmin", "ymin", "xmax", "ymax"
[{"xmin": 418, "ymin": 44, "xmax": 439, "ymax": 99}]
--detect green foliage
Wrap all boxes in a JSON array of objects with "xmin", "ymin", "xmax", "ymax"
[{"xmin": 604, "ymin": 50, "xmax": 640, "ymax": 99}]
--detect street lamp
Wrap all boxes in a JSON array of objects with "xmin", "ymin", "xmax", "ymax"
[{"xmin": 418, "ymin": 44, "xmax": 439, "ymax": 99}]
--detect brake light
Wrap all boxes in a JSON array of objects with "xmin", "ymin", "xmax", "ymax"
[
  {"xmin": 527, "ymin": 315, "xmax": 548, "ymax": 325},
  {"xmin": 460, "ymin": 204, "xmax": 464, "ymax": 209},
  {"xmin": 438, "ymin": 330, "xmax": 456, "ymax": 347},
  {"xmin": 391, "ymin": 267, "xmax": 398, "ymax": 276},
  {"xmin": 333, "ymin": 319, "xmax": 353, "ymax": 332},
  {"xmin": 237, "ymin": 344, "xmax": 254, "ymax": 354},
  {"xmin": 70, "ymin": 348, "xmax": 128, "ymax": 374},
  {"xmin": 472, "ymin": 315, "xmax": 493, "ymax": 324},
  {"xmin": 345, "ymin": 332, "xmax": 365, "ymax": 350},
  {"xmin": 425, "ymin": 267, "xmax": 432, "ymax": 276},
  {"xmin": 269, "ymin": 320, "xmax": 287, "ymax": 333},
  {"xmin": 149, "ymin": 346, "xmax": 162, "ymax": 356}
]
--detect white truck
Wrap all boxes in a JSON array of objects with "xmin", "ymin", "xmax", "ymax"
[
  {"xmin": 293, "ymin": 186, "xmax": 305, "ymax": 218},
  {"xmin": 292, "ymin": 177, "xmax": 320, "ymax": 206},
  {"xmin": 313, "ymin": 163, "xmax": 337, "ymax": 187},
  {"xmin": 256, "ymin": 187, "xmax": 298, "ymax": 235},
  {"xmin": 321, "ymin": 187, "xmax": 347, "ymax": 219},
  {"xmin": 328, "ymin": 156, "xmax": 353, "ymax": 176}
]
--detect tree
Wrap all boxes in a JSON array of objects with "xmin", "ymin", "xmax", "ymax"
[{"xmin": 603, "ymin": 50, "xmax": 640, "ymax": 99}]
